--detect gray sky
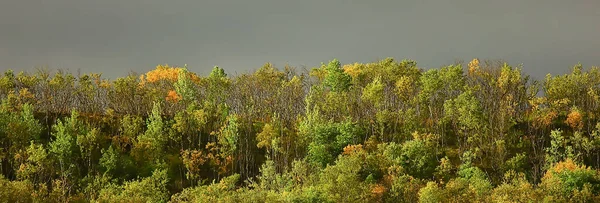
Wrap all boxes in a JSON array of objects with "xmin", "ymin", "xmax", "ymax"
[{"xmin": 1, "ymin": 0, "xmax": 599, "ymax": 80}]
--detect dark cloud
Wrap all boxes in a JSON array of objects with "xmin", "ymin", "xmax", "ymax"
[{"xmin": 1, "ymin": 0, "xmax": 599, "ymax": 79}]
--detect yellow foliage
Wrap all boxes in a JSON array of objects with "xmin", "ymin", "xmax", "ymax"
[
  {"xmin": 587, "ymin": 87, "xmax": 599, "ymax": 102},
  {"xmin": 529, "ymin": 97, "xmax": 546, "ymax": 111},
  {"xmin": 138, "ymin": 75, "xmax": 146, "ymax": 88},
  {"xmin": 19, "ymin": 88, "xmax": 34, "ymax": 101},
  {"xmin": 498, "ymin": 70, "xmax": 510, "ymax": 90},
  {"xmin": 468, "ymin": 58, "xmax": 480, "ymax": 75},
  {"xmin": 551, "ymin": 98, "xmax": 571, "ymax": 109},
  {"xmin": 99, "ymin": 80, "xmax": 111, "ymax": 88},
  {"xmin": 256, "ymin": 123, "xmax": 276, "ymax": 150},
  {"xmin": 411, "ymin": 131, "xmax": 438, "ymax": 142},
  {"xmin": 395, "ymin": 76, "xmax": 413, "ymax": 100},
  {"xmin": 309, "ymin": 68, "xmax": 327, "ymax": 81},
  {"xmin": 343, "ymin": 63, "xmax": 362, "ymax": 79},
  {"xmin": 550, "ymin": 159, "xmax": 579, "ymax": 174},
  {"xmin": 424, "ymin": 118, "xmax": 434, "ymax": 128}
]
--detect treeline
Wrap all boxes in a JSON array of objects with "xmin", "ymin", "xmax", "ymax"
[{"xmin": 0, "ymin": 58, "xmax": 599, "ymax": 202}]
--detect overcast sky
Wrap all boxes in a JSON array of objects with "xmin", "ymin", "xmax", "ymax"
[{"xmin": 1, "ymin": 0, "xmax": 599, "ymax": 79}]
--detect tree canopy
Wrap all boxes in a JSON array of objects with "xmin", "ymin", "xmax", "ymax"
[{"xmin": 0, "ymin": 58, "xmax": 600, "ymax": 202}]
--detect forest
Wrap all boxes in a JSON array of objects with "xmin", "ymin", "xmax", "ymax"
[{"xmin": 0, "ymin": 58, "xmax": 599, "ymax": 202}]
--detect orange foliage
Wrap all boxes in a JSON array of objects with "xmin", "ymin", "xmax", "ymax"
[
  {"xmin": 565, "ymin": 109, "xmax": 583, "ymax": 130},
  {"xmin": 166, "ymin": 90, "xmax": 182, "ymax": 103},
  {"xmin": 424, "ymin": 118, "xmax": 435, "ymax": 128},
  {"xmin": 542, "ymin": 158, "xmax": 583, "ymax": 180},
  {"xmin": 181, "ymin": 149, "xmax": 206, "ymax": 177},
  {"xmin": 220, "ymin": 155, "xmax": 233, "ymax": 174},
  {"xmin": 371, "ymin": 184, "xmax": 386, "ymax": 199},
  {"xmin": 536, "ymin": 110, "xmax": 557, "ymax": 128},
  {"xmin": 140, "ymin": 64, "xmax": 201, "ymax": 86},
  {"xmin": 146, "ymin": 64, "xmax": 182, "ymax": 83},
  {"xmin": 342, "ymin": 144, "xmax": 364, "ymax": 155},
  {"xmin": 189, "ymin": 74, "xmax": 201, "ymax": 84}
]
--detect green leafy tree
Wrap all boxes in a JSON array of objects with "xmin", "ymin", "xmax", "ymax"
[
  {"xmin": 133, "ymin": 102, "xmax": 167, "ymax": 166},
  {"xmin": 49, "ymin": 110, "xmax": 86, "ymax": 200},
  {"xmin": 418, "ymin": 182, "xmax": 443, "ymax": 203},
  {"xmin": 319, "ymin": 148, "xmax": 371, "ymax": 202},
  {"xmin": 323, "ymin": 59, "xmax": 352, "ymax": 92},
  {"xmin": 540, "ymin": 159, "xmax": 600, "ymax": 201},
  {"xmin": 97, "ymin": 169, "xmax": 169, "ymax": 202},
  {"xmin": 99, "ymin": 146, "xmax": 119, "ymax": 176}
]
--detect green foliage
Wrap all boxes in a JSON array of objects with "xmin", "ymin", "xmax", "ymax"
[
  {"xmin": 398, "ymin": 136, "xmax": 439, "ymax": 179},
  {"xmin": 251, "ymin": 159, "xmax": 293, "ymax": 192},
  {"xmin": 319, "ymin": 150, "xmax": 371, "ymax": 202},
  {"xmin": 174, "ymin": 66, "xmax": 196, "ymax": 103},
  {"xmin": 323, "ymin": 59, "xmax": 352, "ymax": 92},
  {"xmin": 0, "ymin": 69, "xmax": 16, "ymax": 90},
  {"xmin": 134, "ymin": 102, "xmax": 167, "ymax": 163},
  {"xmin": 503, "ymin": 152, "xmax": 528, "ymax": 173},
  {"xmin": 305, "ymin": 119, "xmax": 362, "ymax": 167},
  {"xmin": 219, "ymin": 114, "xmax": 239, "ymax": 157},
  {"xmin": 387, "ymin": 174, "xmax": 425, "ymax": 202},
  {"xmin": 209, "ymin": 66, "xmax": 227, "ymax": 79},
  {"xmin": 541, "ymin": 159, "xmax": 600, "ymax": 201},
  {"xmin": 362, "ymin": 76, "xmax": 385, "ymax": 107},
  {"xmin": 100, "ymin": 146, "xmax": 119, "ymax": 175},
  {"xmin": 491, "ymin": 171, "xmax": 542, "ymax": 202},
  {"xmin": 97, "ymin": 169, "xmax": 169, "ymax": 202},
  {"xmin": 545, "ymin": 129, "xmax": 575, "ymax": 166},
  {"xmin": 0, "ymin": 175, "xmax": 37, "ymax": 203},
  {"xmin": 1, "ymin": 59, "xmax": 600, "ymax": 202},
  {"xmin": 50, "ymin": 110, "xmax": 82, "ymax": 173},
  {"xmin": 418, "ymin": 182, "xmax": 443, "ymax": 203},
  {"xmin": 379, "ymin": 133, "xmax": 439, "ymax": 179},
  {"xmin": 444, "ymin": 90, "xmax": 483, "ymax": 131},
  {"xmin": 170, "ymin": 174, "xmax": 240, "ymax": 203}
]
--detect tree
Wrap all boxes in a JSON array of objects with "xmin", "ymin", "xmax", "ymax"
[
  {"xmin": 99, "ymin": 145, "xmax": 118, "ymax": 176},
  {"xmin": 49, "ymin": 110, "xmax": 85, "ymax": 200},
  {"xmin": 418, "ymin": 182, "xmax": 443, "ymax": 203},
  {"xmin": 491, "ymin": 171, "xmax": 542, "ymax": 202},
  {"xmin": 319, "ymin": 147, "xmax": 371, "ymax": 202},
  {"xmin": 0, "ymin": 102, "xmax": 42, "ymax": 176},
  {"xmin": 323, "ymin": 59, "xmax": 352, "ymax": 92},
  {"xmin": 540, "ymin": 159, "xmax": 600, "ymax": 201},
  {"xmin": 545, "ymin": 129, "xmax": 575, "ymax": 166},
  {"xmin": 133, "ymin": 102, "xmax": 167, "ymax": 163},
  {"xmin": 305, "ymin": 120, "xmax": 361, "ymax": 168},
  {"xmin": 362, "ymin": 76, "xmax": 385, "ymax": 108},
  {"xmin": 76, "ymin": 128, "xmax": 101, "ymax": 174},
  {"xmin": 380, "ymin": 132, "xmax": 439, "ymax": 179},
  {"xmin": 97, "ymin": 169, "xmax": 169, "ymax": 202},
  {"xmin": 181, "ymin": 149, "xmax": 206, "ymax": 186}
]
